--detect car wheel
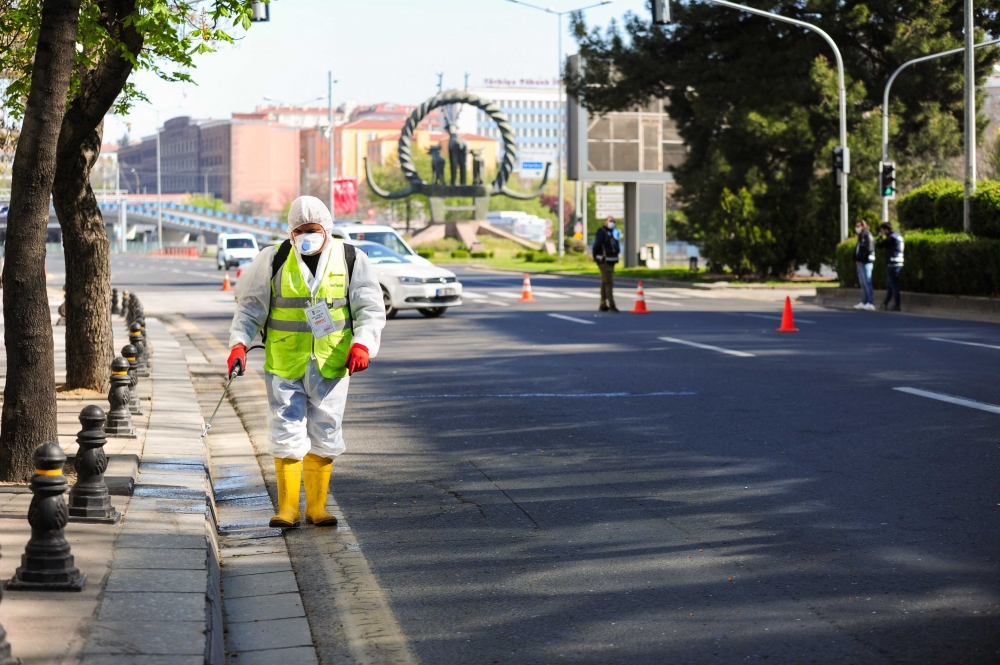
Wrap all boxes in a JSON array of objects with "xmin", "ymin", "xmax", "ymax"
[
  {"xmin": 417, "ymin": 307, "xmax": 447, "ymax": 318},
  {"xmin": 382, "ymin": 287, "xmax": 397, "ymax": 319}
]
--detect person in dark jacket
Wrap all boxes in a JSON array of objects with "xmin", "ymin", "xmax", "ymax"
[
  {"xmin": 876, "ymin": 221, "xmax": 904, "ymax": 311},
  {"xmin": 853, "ymin": 220, "xmax": 876, "ymax": 310},
  {"xmin": 592, "ymin": 217, "xmax": 620, "ymax": 312}
]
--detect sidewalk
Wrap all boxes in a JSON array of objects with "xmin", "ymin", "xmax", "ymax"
[{"xmin": 0, "ymin": 302, "xmax": 222, "ymax": 663}]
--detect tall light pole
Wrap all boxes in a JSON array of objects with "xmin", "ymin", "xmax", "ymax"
[
  {"xmin": 329, "ymin": 71, "xmax": 336, "ymax": 220},
  {"xmin": 507, "ymin": 0, "xmax": 614, "ymax": 257},
  {"xmin": 154, "ymin": 106, "xmax": 182, "ymax": 250},
  {"xmin": 964, "ymin": 0, "xmax": 976, "ymax": 233},
  {"xmin": 881, "ymin": 38, "xmax": 1000, "ymax": 223}
]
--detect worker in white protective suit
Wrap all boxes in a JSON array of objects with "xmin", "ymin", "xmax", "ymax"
[{"xmin": 227, "ymin": 196, "xmax": 386, "ymax": 528}]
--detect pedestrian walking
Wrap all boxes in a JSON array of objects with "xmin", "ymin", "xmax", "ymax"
[
  {"xmin": 853, "ymin": 220, "xmax": 876, "ymax": 311},
  {"xmin": 227, "ymin": 196, "xmax": 386, "ymax": 528},
  {"xmin": 593, "ymin": 216, "xmax": 621, "ymax": 312},
  {"xmin": 877, "ymin": 221, "xmax": 904, "ymax": 311}
]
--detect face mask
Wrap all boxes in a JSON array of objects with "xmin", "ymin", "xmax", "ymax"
[
  {"xmin": 606, "ymin": 221, "xmax": 616, "ymax": 229},
  {"xmin": 294, "ymin": 232, "xmax": 325, "ymax": 256},
  {"xmin": 855, "ymin": 226, "xmax": 862, "ymax": 234}
]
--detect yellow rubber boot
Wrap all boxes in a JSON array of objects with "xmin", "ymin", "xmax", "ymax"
[
  {"xmin": 269, "ymin": 457, "xmax": 302, "ymax": 528},
  {"xmin": 303, "ymin": 453, "xmax": 338, "ymax": 526}
]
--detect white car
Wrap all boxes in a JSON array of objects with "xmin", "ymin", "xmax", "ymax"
[
  {"xmin": 217, "ymin": 233, "xmax": 260, "ymax": 270},
  {"xmin": 331, "ymin": 224, "xmax": 432, "ymax": 266},
  {"xmin": 350, "ymin": 240, "xmax": 461, "ymax": 318}
]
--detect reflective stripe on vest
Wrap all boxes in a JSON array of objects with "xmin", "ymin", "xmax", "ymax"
[{"xmin": 263, "ymin": 241, "xmax": 354, "ymax": 380}]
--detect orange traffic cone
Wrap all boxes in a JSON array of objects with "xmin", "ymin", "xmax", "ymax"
[
  {"xmin": 221, "ymin": 272, "xmax": 233, "ymax": 292},
  {"xmin": 775, "ymin": 295, "xmax": 799, "ymax": 332},
  {"xmin": 630, "ymin": 281, "xmax": 650, "ymax": 314},
  {"xmin": 518, "ymin": 274, "xmax": 535, "ymax": 302}
]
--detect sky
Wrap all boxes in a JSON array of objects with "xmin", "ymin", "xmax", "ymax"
[{"xmin": 108, "ymin": 0, "xmax": 649, "ymax": 144}]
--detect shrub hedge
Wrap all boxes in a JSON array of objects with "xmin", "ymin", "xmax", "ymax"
[
  {"xmin": 896, "ymin": 178, "xmax": 1000, "ymax": 238},
  {"xmin": 836, "ymin": 230, "xmax": 1000, "ymax": 297}
]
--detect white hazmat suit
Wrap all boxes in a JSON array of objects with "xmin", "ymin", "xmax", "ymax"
[{"xmin": 229, "ymin": 197, "xmax": 386, "ymax": 461}]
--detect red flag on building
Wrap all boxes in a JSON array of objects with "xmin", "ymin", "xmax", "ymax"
[{"xmin": 333, "ymin": 177, "xmax": 357, "ymax": 216}]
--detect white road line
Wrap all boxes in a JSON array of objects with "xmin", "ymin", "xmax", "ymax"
[
  {"xmin": 171, "ymin": 269, "xmax": 181, "ymax": 274},
  {"xmin": 642, "ymin": 298, "xmax": 682, "ymax": 307},
  {"xmin": 744, "ymin": 313, "xmax": 815, "ymax": 324},
  {"xmin": 645, "ymin": 291, "xmax": 686, "ymax": 299},
  {"xmin": 548, "ymin": 313, "xmax": 596, "ymax": 325},
  {"xmin": 570, "ymin": 291, "xmax": 602, "ymax": 298},
  {"xmin": 928, "ymin": 336, "xmax": 1000, "ymax": 351},
  {"xmin": 351, "ymin": 390, "xmax": 696, "ymax": 399},
  {"xmin": 489, "ymin": 291, "xmax": 523, "ymax": 299},
  {"xmin": 532, "ymin": 291, "xmax": 572, "ymax": 299},
  {"xmin": 894, "ymin": 387, "xmax": 1000, "ymax": 415},
  {"xmin": 461, "ymin": 291, "xmax": 489, "ymax": 299},
  {"xmin": 658, "ymin": 336, "xmax": 755, "ymax": 357}
]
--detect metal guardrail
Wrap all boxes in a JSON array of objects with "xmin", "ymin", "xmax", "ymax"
[{"xmin": 98, "ymin": 203, "xmax": 275, "ymax": 241}]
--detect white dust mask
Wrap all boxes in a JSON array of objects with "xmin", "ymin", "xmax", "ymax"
[{"xmin": 294, "ymin": 232, "xmax": 325, "ymax": 256}]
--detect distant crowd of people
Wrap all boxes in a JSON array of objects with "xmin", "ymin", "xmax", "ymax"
[{"xmin": 853, "ymin": 220, "xmax": 904, "ymax": 312}]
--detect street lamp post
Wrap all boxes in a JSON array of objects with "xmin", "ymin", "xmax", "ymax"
[
  {"xmin": 881, "ymin": 38, "xmax": 1000, "ymax": 223},
  {"xmin": 964, "ymin": 0, "xmax": 976, "ymax": 232},
  {"xmin": 507, "ymin": 0, "xmax": 613, "ymax": 257},
  {"xmin": 154, "ymin": 106, "xmax": 183, "ymax": 251},
  {"xmin": 697, "ymin": 0, "xmax": 850, "ymax": 242},
  {"xmin": 329, "ymin": 71, "xmax": 336, "ymax": 221}
]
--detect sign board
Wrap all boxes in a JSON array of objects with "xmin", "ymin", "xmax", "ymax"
[
  {"xmin": 595, "ymin": 184, "xmax": 625, "ymax": 218},
  {"xmin": 517, "ymin": 148, "xmax": 555, "ymax": 180},
  {"xmin": 567, "ymin": 54, "xmax": 683, "ymax": 183}
]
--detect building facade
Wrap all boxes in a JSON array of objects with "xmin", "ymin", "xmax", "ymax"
[
  {"xmin": 117, "ymin": 115, "xmax": 299, "ymax": 212},
  {"xmin": 455, "ymin": 82, "xmax": 562, "ymax": 155}
]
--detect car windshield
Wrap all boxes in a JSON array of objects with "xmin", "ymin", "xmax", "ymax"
[
  {"xmin": 353, "ymin": 242, "xmax": 409, "ymax": 264},
  {"xmin": 348, "ymin": 231, "xmax": 412, "ymax": 255},
  {"xmin": 226, "ymin": 238, "xmax": 255, "ymax": 249}
]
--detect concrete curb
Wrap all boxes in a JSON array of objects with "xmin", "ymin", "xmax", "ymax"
[
  {"xmin": 464, "ymin": 264, "xmax": 828, "ymax": 290},
  {"xmin": 808, "ymin": 287, "xmax": 1000, "ymax": 324}
]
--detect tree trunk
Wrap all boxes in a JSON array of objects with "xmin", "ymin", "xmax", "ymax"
[
  {"xmin": 52, "ymin": 0, "xmax": 141, "ymax": 393},
  {"xmin": 0, "ymin": 0, "xmax": 83, "ymax": 482},
  {"xmin": 52, "ymin": 121, "xmax": 113, "ymax": 392}
]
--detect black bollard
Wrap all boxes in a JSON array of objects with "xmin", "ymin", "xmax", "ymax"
[
  {"xmin": 128, "ymin": 323, "xmax": 150, "ymax": 378},
  {"xmin": 111, "ymin": 288, "xmax": 120, "ymax": 315},
  {"xmin": 121, "ymin": 344, "xmax": 141, "ymax": 415},
  {"xmin": 7, "ymin": 443, "xmax": 87, "ymax": 591},
  {"xmin": 105, "ymin": 357, "xmax": 136, "ymax": 438},
  {"xmin": 138, "ymin": 315, "xmax": 152, "ymax": 359},
  {"xmin": 68, "ymin": 406, "xmax": 120, "ymax": 524},
  {"xmin": 120, "ymin": 291, "xmax": 130, "ymax": 319}
]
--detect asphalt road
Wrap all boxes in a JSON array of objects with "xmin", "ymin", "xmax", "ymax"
[{"xmin": 60, "ymin": 255, "xmax": 1000, "ymax": 663}]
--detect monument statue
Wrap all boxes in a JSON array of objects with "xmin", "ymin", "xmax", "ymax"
[
  {"xmin": 365, "ymin": 90, "xmax": 550, "ymax": 221},
  {"xmin": 471, "ymin": 149, "xmax": 485, "ymax": 186}
]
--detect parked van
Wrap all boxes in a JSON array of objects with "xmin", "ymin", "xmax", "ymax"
[
  {"xmin": 486, "ymin": 211, "xmax": 549, "ymax": 243},
  {"xmin": 217, "ymin": 233, "xmax": 260, "ymax": 270}
]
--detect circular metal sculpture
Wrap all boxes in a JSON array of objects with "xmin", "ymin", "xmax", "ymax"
[{"xmin": 365, "ymin": 90, "xmax": 551, "ymax": 219}]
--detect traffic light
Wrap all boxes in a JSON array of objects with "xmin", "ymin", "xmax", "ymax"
[
  {"xmin": 880, "ymin": 161, "xmax": 896, "ymax": 199},
  {"xmin": 653, "ymin": 0, "xmax": 671, "ymax": 25},
  {"xmin": 250, "ymin": 1, "xmax": 269, "ymax": 22}
]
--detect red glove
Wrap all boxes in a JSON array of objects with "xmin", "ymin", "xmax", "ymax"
[
  {"xmin": 228, "ymin": 344, "xmax": 246, "ymax": 376},
  {"xmin": 346, "ymin": 343, "xmax": 370, "ymax": 375}
]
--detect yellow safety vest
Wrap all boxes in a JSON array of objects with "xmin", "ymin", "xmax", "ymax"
[{"xmin": 264, "ymin": 241, "xmax": 353, "ymax": 380}]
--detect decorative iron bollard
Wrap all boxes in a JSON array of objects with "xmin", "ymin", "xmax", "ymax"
[
  {"xmin": 120, "ymin": 291, "xmax": 130, "ymax": 319},
  {"xmin": 7, "ymin": 443, "xmax": 87, "ymax": 591},
  {"xmin": 128, "ymin": 323, "xmax": 150, "ymax": 378},
  {"xmin": 139, "ymin": 316, "xmax": 152, "ymax": 359},
  {"xmin": 68, "ymin": 405, "xmax": 120, "ymax": 524},
  {"xmin": 121, "ymin": 344, "xmax": 141, "ymax": 415},
  {"xmin": 111, "ymin": 288, "xmax": 120, "ymax": 315},
  {"xmin": 105, "ymin": 357, "xmax": 136, "ymax": 438}
]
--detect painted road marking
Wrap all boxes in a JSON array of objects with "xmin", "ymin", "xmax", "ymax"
[
  {"xmin": 641, "ymin": 298, "xmax": 682, "ymax": 307},
  {"xmin": 894, "ymin": 387, "xmax": 1000, "ymax": 415},
  {"xmin": 351, "ymin": 390, "xmax": 696, "ymax": 399},
  {"xmin": 744, "ymin": 313, "xmax": 815, "ymax": 324},
  {"xmin": 532, "ymin": 291, "xmax": 572, "ymax": 299},
  {"xmin": 927, "ymin": 336, "xmax": 1000, "ymax": 351},
  {"xmin": 489, "ymin": 291, "xmax": 523, "ymax": 299},
  {"xmin": 548, "ymin": 313, "xmax": 596, "ymax": 325},
  {"xmin": 461, "ymin": 291, "xmax": 489, "ymax": 299},
  {"xmin": 658, "ymin": 336, "xmax": 755, "ymax": 357}
]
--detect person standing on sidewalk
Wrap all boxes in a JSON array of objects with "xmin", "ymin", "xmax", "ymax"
[
  {"xmin": 227, "ymin": 196, "xmax": 386, "ymax": 528},
  {"xmin": 593, "ymin": 216, "xmax": 621, "ymax": 312},
  {"xmin": 877, "ymin": 221, "xmax": 904, "ymax": 311},
  {"xmin": 853, "ymin": 220, "xmax": 876, "ymax": 311}
]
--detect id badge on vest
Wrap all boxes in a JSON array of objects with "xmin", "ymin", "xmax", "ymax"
[{"xmin": 305, "ymin": 301, "xmax": 337, "ymax": 338}]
